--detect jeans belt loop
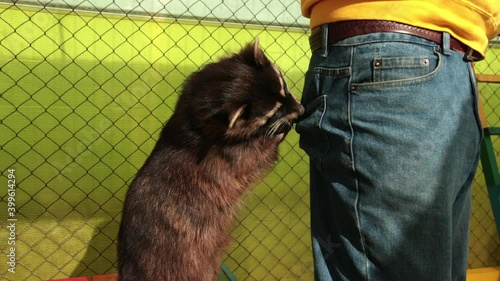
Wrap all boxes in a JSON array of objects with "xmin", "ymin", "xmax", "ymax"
[
  {"xmin": 442, "ymin": 32, "xmax": 451, "ymax": 56},
  {"xmin": 321, "ymin": 24, "xmax": 329, "ymax": 57}
]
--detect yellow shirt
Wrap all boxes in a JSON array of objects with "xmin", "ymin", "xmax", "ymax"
[{"xmin": 301, "ymin": 0, "xmax": 500, "ymax": 57}]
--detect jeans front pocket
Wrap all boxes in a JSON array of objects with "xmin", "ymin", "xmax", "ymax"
[
  {"xmin": 297, "ymin": 65, "xmax": 351, "ymax": 171},
  {"xmin": 296, "ymin": 95, "xmax": 329, "ymax": 170}
]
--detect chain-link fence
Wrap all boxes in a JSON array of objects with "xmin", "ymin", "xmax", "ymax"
[
  {"xmin": 0, "ymin": 1, "xmax": 499, "ymax": 280},
  {"xmin": 469, "ymin": 37, "xmax": 500, "ymax": 268}
]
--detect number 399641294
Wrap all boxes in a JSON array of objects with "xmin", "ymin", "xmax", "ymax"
[{"xmin": 7, "ymin": 169, "xmax": 16, "ymax": 218}]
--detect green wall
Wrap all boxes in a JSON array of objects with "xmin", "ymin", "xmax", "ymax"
[
  {"xmin": 2, "ymin": 3, "xmax": 500, "ymax": 280},
  {"xmin": 0, "ymin": 5, "xmax": 312, "ymax": 280}
]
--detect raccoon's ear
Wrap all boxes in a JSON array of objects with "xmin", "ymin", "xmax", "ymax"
[
  {"xmin": 252, "ymin": 37, "xmax": 267, "ymax": 66},
  {"xmin": 228, "ymin": 105, "xmax": 247, "ymax": 129}
]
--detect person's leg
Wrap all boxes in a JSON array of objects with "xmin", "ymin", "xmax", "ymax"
[{"xmin": 297, "ymin": 31, "xmax": 482, "ymax": 281}]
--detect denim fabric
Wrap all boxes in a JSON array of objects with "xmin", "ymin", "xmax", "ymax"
[{"xmin": 296, "ymin": 31, "xmax": 482, "ymax": 281}]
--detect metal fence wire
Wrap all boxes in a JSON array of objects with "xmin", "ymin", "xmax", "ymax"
[
  {"xmin": 0, "ymin": 1, "xmax": 499, "ymax": 280},
  {"xmin": 470, "ymin": 37, "xmax": 500, "ymax": 269}
]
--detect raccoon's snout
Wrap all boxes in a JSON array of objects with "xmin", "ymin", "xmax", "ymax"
[
  {"xmin": 295, "ymin": 104, "xmax": 305, "ymax": 118},
  {"xmin": 289, "ymin": 103, "xmax": 305, "ymax": 123},
  {"xmin": 284, "ymin": 91, "xmax": 304, "ymax": 122}
]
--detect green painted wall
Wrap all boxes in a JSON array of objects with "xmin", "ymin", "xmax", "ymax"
[
  {"xmin": 0, "ymin": 5, "xmax": 313, "ymax": 280},
  {"xmin": 1, "ymin": 3, "xmax": 499, "ymax": 280}
]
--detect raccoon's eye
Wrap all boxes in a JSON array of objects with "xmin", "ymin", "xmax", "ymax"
[
  {"xmin": 276, "ymin": 94, "xmax": 288, "ymax": 105},
  {"xmin": 241, "ymin": 104, "xmax": 251, "ymax": 120}
]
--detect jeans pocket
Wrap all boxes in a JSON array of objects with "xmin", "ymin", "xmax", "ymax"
[
  {"xmin": 355, "ymin": 47, "xmax": 442, "ymax": 89},
  {"xmin": 296, "ymin": 95, "xmax": 329, "ymax": 170},
  {"xmin": 372, "ymin": 56, "xmax": 436, "ymax": 82}
]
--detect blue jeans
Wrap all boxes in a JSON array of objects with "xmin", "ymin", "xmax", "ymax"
[{"xmin": 296, "ymin": 30, "xmax": 482, "ymax": 281}]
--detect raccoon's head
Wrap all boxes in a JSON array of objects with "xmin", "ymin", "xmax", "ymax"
[{"xmin": 175, "ymin": 38, "xmax": 304, "ymax": 145}]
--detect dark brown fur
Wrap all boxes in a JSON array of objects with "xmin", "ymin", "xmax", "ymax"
[{"xmin": 117, "ymin": 39, "xmax": 304, "ymax": 281}]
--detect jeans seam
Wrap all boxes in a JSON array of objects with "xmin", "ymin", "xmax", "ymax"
[
  {"xmin": 348, "ymin": 46, "xmax": 371, "ymax": 281},
  {"xmin": 467, "ymin": 62, "xmax": 484, "ymax": 143},
  {"xmin": 334, "ymin": 37, "xmax": 437, "ymax": 49},
  {"xmin": 318, "ymin": 95, "xmax": 329, "ymax": 171}
]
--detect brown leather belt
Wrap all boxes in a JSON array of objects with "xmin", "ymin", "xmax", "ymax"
[{"xmin": 309, "ymin": 20, "xmax": 483, "ymax": 61}]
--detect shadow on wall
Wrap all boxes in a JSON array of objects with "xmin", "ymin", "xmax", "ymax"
[
  {"xmin": 71, "ymin": 219, "xmax": 120, "ymax": 277},
  {"xmin": 69, "ymin": 217, "xmax": 238, "ymax": 281}
]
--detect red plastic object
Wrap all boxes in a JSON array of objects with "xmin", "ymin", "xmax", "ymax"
[{"xmin": 47, "ymin": 273, "xmax": 118, "ymax": 281}]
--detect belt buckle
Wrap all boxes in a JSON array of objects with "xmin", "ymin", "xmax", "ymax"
[{"xmin": 465, "ymin": 47, "xmax": 477, "ymax": 62}]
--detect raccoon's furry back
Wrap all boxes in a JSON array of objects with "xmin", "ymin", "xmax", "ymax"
[{"xmin": 117, "ymin": 38, "xmax": 304, "ymax": 281}]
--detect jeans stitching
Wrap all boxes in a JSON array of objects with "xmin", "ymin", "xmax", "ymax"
[
  {"xmin": 347, "ymin": 46, "xmax": 371, "ymax": 281},
  {"xmin": 467, "ymin": 62, "xmax": 484, "ymax": 142},
  {"xmin": 334, "ymin": 36, "xmax": 437, "ymax": 49},
  {"xmin": 317, "ymin": 95, "xmax": 329, "ymax": 171}
]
